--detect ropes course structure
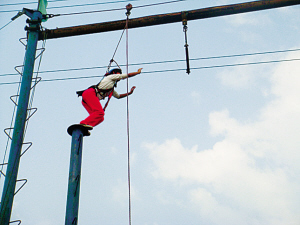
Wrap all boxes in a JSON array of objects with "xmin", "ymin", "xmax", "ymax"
[{"xmin": 1, "ymin": 0, "xmax": 300, "ymax": 224}]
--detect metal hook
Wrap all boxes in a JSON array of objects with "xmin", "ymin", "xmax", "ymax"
[{"xmin": 182, "ymin": 12, "xmax": 190, "ymax": 74}]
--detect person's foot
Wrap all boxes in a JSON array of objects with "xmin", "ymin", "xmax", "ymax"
[
  {"xmin": 80, "ymin": 124, "xmax": 93, "ymax": 130},
  {"xmin": 68, "ymin": 124, "xmax": 93, "ymax": 136}
]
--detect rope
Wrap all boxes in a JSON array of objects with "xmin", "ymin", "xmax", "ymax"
[
  {"xmin": 107, "ymin": 29, "xmax": 126, "ymax": 72},
  {"xmin": 125, "ymin": 4, "xmax": 132, "ymax": 225}
]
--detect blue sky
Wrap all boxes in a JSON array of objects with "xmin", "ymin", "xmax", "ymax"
[{"xmin": 1, "ymin": 0, "xmax": 300, "ymax": 224}]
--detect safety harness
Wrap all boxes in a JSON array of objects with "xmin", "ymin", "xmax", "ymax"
[{"xmin": 76, "ymin": 77, "xmax": 118, "ymax": 111}]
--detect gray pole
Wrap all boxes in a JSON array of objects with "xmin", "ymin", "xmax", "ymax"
[
  {"xmin": 65, "ymin": 124, "xmax": 92, "ymax": 225},
  {"xmin": 0, "ymin": 9, "xmax": 42, "ymax": 225}
]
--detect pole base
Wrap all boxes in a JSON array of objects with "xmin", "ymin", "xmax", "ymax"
[{"xmin": 67, "ymin": 124, "xmax": 93, "ymax": 136}]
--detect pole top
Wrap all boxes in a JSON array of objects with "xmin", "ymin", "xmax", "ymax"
[{"xmin": 67, "ymin": 124, "xmax": 93, "ymax": 137}]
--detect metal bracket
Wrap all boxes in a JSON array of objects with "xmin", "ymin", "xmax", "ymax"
[
  {"xmin": 23, "ymin": 8, "xmax": 43, "ymax": 32},
  {"xmin": 126, "ymin": 4, "xmax": 133, "ymax": 17},
  {"xmin": 182, "ymin": 11, "xmax": 190, "ymax": 74}
]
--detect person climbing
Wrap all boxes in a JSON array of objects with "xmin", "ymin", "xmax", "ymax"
[{"xmin": 76, "ymin": 67, "xmax": 142, "ymax": 128}]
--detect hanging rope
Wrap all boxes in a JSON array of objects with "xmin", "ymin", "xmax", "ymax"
[
  {"xmin": 125, "ymin": 4, "xmax": 132, "ymax": 225},
  {"xmin": 99, "ymin": 6, "xmax": 133, "ymax": 224},
  {"xmin": 106, "ymin": 22, "xmax": 126, "ymax": 72}
]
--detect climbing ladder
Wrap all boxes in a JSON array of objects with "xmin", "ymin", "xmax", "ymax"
[{"xmin": 0, "ymin": 33, "xmax": 45, "ymax": 224}]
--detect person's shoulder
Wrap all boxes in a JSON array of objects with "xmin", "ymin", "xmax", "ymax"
[
  {"xmin": 118, "ymin": 73, "xmax": 128, "ymax": 79},
  {"xmin": 110, "ymin": 73, "xmax": 127, "ymax": 80}
]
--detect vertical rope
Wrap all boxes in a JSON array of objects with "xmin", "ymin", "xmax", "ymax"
[{"xmin": 125, "ymin": 6, "xmax": 132, "ymax": 225}]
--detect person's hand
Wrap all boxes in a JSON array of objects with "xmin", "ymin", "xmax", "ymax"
[
  {"xmin": 130, "ymin": 86, "xmax": 136, "ymax": 93},
  {"xmin": 137, "ymin": 68, "xmax": 143, "ymax": 74}
]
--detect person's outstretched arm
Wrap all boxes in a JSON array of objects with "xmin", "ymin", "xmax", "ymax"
[
  {"xmin": 127, "ymin": 68, "xmax": 142, "ymax": 78},
  {"xmin": 118, "ymin": 86, "xmax": 136, "ymax": 99}
]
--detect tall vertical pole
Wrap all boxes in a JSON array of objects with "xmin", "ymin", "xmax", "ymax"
[
  {"xmin": 65, "ymin": 125, "xmax": 91, "ymax": 225},
  {"xmin": 0, "ymin": 10, "xmax": 42, "ymax": 225}
]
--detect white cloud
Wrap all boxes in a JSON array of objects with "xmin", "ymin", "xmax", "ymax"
[
  {"xmin": 144, "ymin": 51, "xmax": 300, "ymax": 224},
  {"xmin": 146, "ymin": 138, "xmax": 299, "ymax": 224},
  {"xmin": 188, "ymin": 187, "xmax": 246, "ymax": 225}
]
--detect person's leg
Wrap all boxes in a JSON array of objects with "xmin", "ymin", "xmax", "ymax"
[
  {"xmin": 80, "ymin": 88, "xmax": 105, "ymax": 127},
  {"xmin": 82, "ymin": 100, "xmax": 93, "ymax": 114}
]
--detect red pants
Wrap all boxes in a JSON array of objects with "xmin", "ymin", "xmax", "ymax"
[{"xmin": 80, "ymin": 88, "xmax": 105, "ymax": 127}]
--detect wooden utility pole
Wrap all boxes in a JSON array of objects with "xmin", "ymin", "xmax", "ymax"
[{"xmin": 39, "ymin": 0, "xmax": 300, "ymax": 40}]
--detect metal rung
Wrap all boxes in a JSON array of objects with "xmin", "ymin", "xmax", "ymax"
[
  {"xmin": 31, "ymin": 77, "xmax": 41, "ymax": 89},
  {"xmin": 9, "ymin": 220, "xmax": 21, "ymax": 225},
  {"xmin": 14, "ymin": 65, "xmax": 23, "ymax": 76},
  {"xmin": 14, "ymin": 179, "xmax": 27, "ymax": 195},
  {"xmin": 26, "ymin": 108, "xmax": 37, "ymax": 121},
  {"xmin": 0, "ymin": 168, "xmax": 6, "ymax": 177},
  {"xmin": 35, "ymin": 47, "xmax": 45, "ymax": 60},
  {"xmin": 19, "ymin": 37, "xmax": 27, "ymax": 47},
  {"xmin": 3, "ymin": 128, "xmax": 33, "ymax": 156},
  {"xmin": 20, "ymin": 142, "xmax": 32, "ymax": 157},
  {"xmin": 10, "ymin": 95, "xmax": 19, "ymax": 106},
  {"xmin": 4, "ymin": 128, "xmax": 13, "ymax": 140}
]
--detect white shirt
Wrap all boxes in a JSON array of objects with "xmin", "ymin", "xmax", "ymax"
[{"xmin": 97, "ymin": 73, "xmax": 128, "ymax": 99}]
